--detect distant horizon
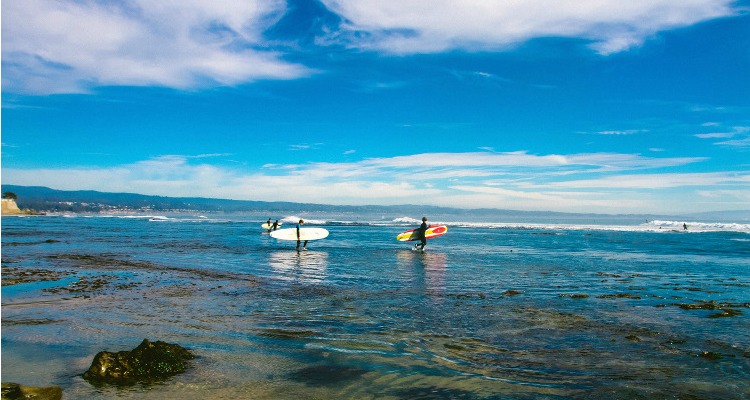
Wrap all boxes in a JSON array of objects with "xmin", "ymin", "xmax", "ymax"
[
  {"xmin": 4, "ymin": 184, "xmax": 748, "ymax": 223},
  {"xmin": 3, "ymin": 1, "xmax": 749, "ymax": 215}
]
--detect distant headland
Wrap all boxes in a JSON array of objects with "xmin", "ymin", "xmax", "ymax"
[{"xmin": 1, "ymin": 198, "xmax": 37, "ymax": 216}]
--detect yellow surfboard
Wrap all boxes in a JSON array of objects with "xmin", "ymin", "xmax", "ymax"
[{"xmin": 396, "ymin": 225, "xmax": 448, "ymax": 241}]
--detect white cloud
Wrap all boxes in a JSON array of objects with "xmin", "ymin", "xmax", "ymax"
[
  {"xmin": 697, "ymin": 189, "xmax": 750, "ymax": 201},
  {"xmin": 2, "ymin": 0, "xmax": 310, "ymax": 94},
  {"xmin": 595, "ymin": 129, "xmax": 645, "ymax": 135},
  {"xmin": 717, "ymin": 136, "xmax": 750, "ymax": 147},
  {"xmin": 695, "ymin": 132, "xmax": 736, "ymax": 139},
  {"xmin": 695, "ymin": 126, "xmax": 750, "ymax": 147},
  {"xmin": 3, "ymin": 151, "xmax": 741, "ymax": 214},
  {"xmin": 2, "ymin": 1, "xmax": 741, "ymax": 95},
  {"xmin": 540, "ymin": 172, "xmax": 750, "ymax": 189},
  {"xmin": 320, "ymin": 0, "xmax": 737, "ymax": 55},
  {"xmin": 440, "ymin": 187, "xmax": 658, "ymax": 213}
]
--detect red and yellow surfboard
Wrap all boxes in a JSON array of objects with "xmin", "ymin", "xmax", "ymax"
[{"xmin": 396, "ymin": 225, "xmax": 448, "ymax": 242}]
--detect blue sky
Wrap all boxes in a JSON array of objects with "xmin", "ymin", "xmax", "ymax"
[{"xmin": 2, "ymin": 0, "xmax": 749, "ymax": 214}]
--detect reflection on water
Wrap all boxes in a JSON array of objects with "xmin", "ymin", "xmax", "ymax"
[
  {"xmin": 396, "ymin": 250, "xmax": 447, "ymax": 296},
  {"xmin": 268, "ymin": 250, "xmax": 329, "ymax": 283}
]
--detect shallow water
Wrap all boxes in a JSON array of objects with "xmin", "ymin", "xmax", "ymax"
[{"xmin": 2, "ymin": 214, "xmax": 749, "ymax": 399}]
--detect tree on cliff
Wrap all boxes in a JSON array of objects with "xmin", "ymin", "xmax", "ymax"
[{"xmin": 3, "ymin": 191, "xmax": 18, "ymax": 200}]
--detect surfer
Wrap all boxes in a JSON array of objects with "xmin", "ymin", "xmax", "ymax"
[
  {"xmin": 683, "ymin": 223, "xmax": 688, "ymax": 231},
  {"xmin": 272, "ymin": 220, "xmax": 280, "ymax": 231},
  {"xmin": 266, "ymin": 218, "xmax": 272, "ymax": 232},
  {"xmin": 296, "ymin": 219, "xmax": 308, "ymax": 251},
  {"xmin": 414, "ymin": 217, "xmax": 428, "ymax": 251}
]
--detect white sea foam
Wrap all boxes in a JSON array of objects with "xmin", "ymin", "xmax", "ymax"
[
  {"xmin": 393, "ymin": 217, "xmax": 421, "ymax": 224},
  {"xmin": 645, "ymin": 220, "xmax": 750, "ymax": 234},
  {"xmin": 281, "ymin": 215, "xmax": 327, "ymax": 225},
  {"xmin": 385, "ymin": 219, "xmax": 750, "ymax": 234},
  {"xmin": 35, "ymin": 213, "xmax": 750, "ymax": 234}
]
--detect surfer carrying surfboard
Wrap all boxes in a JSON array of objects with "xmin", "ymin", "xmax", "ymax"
[
  {"xmin": 396, "ymin": 218, "xmax": 447, "ymax": 247},
  {"xmin": 296, "ymin": 220, "xmax": 308, "ymax": 251},
  {"xmin": 415, "ymin": 217, "xmax": 428, "ymax": 251}
]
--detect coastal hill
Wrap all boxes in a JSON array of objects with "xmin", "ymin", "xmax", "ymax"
[
  {"xmin": 1, "ymin": 184, "xmax": 463, "ymax": 216},
  {"xmin": 2, "ymin": 185, "xmax": 747, "ymax": 222}
]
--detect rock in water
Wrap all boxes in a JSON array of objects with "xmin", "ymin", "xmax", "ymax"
[
  {"xmin": 82, "ymin": 339, "xmax": 194, "ymax": 384},
  {"xmin": 1, "ymin": 382, "xmax": 62, "ymax": 400}
]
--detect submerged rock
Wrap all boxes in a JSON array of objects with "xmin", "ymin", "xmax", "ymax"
[
  {"xmin": 1, "ymin": 382, "xmax": 62, "ymax": 400},
  {"xmin": 708, "ymin": 309, "xmax": 743, "ymax": 318},
  {"xmin": 288, "ymin": 365, "xmax": 368, "ymax": 386},
  {"xmin": 82, "ymin": 339, "xmax": 194, "ymax": 385},
  {"xmin": 699, "ymin": 351, "xmax": 723, "ymax": 360}
]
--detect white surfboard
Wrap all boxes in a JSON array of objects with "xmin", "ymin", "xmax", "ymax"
[{"xmin": 270, "ymin": 227, "xmax": 329, "ymax": 241}]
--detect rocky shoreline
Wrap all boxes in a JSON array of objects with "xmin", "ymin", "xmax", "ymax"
[
  {"xmin": 1, "ymin": 383, "xmax": 62, "ymax": 400},
  {"xmin": 2, "ymin": 339, "xmax": 193, "ymax": 399}
]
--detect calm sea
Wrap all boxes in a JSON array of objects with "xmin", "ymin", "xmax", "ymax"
[{"xmin": 2, "ymin": 213, "xmax": 749, "ymax": 399}]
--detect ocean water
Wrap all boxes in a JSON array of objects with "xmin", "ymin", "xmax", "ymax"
[{"xmin": 1, "ymin": 213, "xmax": 749, "ymax": 399}]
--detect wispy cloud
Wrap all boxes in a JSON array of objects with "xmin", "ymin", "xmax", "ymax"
[
  {"xmin": 717, "ymin": 136, "xmax": 750, "ymax": 148},
  {"xmin": 288, "ymin": 143, "xmax": 324, "ymax": 151},
  {"xmin": 540, "ymin": 172, "xmax": 750, "ymax": 189},
  {"xmin": 695, "ymin": 126, "xmax": 750, "ymax": 147},
  {"xmin": 695, "ymin": 132, "xmax": 736, "ymax": 139},
  {"xmin": 595, "ymin": 129, "xmax": 646, "ymax": 135},
  {"xmin": 3, "ymin": 151, "xmax": 732, "ymax": 214}
]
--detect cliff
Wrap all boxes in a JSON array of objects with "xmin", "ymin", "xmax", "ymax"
[{"xmin": 2, "ymin": 198, "xmax": 30, "ymax": 215}]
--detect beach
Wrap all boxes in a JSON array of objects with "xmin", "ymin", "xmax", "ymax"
[{"xmin": 2, "ymin": 214, "xmax": 749, "ymax": 399}]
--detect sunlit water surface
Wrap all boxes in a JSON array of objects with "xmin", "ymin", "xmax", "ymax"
[{"xmin": 2, "ymin": 214, "xmax": 749, "ymax": 399}]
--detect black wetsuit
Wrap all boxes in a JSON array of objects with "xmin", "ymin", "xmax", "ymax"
[
  {"xmin": 296, "ymin": 223, "xmax": 308, "ymax": 250},
  {"xmin": 417, "ymin": 221, "xmax": 428, "ymax": 249}
]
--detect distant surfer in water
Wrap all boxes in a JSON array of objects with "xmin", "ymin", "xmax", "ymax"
[
  {"xmin": 266, "ymin": 218, "xmax": 272, "ymax": 232},
  {"xmin": 272, "ymin": 220, "xmax": 280, "ymax": 231},
  {"xmin": 296, "ymin": 219, "xmax": 308, "ymax": 251},
  {"xmin": 414, "ymin": 217, "xmax": 428, "ymax": 251},
  {"xmin": 683, "ymin": 223, "xmax": 688, "ymax": 231}
]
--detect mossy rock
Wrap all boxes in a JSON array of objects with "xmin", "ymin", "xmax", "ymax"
[
  {"xmin": 82, "ymin": 339, "xmax": 194, "ymax": 385},
  {"xmin": 1, "ymin": 382, "xmax": 62, "ymax": 400}
]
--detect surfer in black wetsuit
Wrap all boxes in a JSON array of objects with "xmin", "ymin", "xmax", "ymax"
[
  {"xmin": 296, "ymin": 219, "xmax": 308, "ymax": 251},
  {"xmin": 271, "ymin": 220, "xmax": 279, "ymax": 231},
  {"xmin": 415, "ymin": 217, "xmax": 428, "ymax": 251},
  {"xmin": 266, "ymin": 218, "xmax": 272, "ymax": 232}
]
